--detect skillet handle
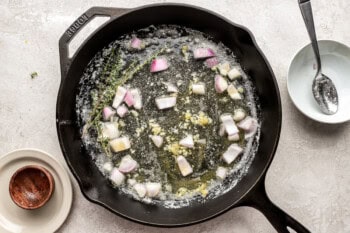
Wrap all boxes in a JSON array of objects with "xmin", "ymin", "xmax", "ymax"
[
  {"xmin": 240, "ymin": 177, "xmax": 311, "ymax": 233},
  {"xmin": 59, "ymin": 7, "xmax": 130, "ymax": 79}
]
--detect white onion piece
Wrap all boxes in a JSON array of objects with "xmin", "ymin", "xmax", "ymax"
[
  {"xmin": 130, "ymin": 89, "xmax": 142, "ymax": 110},
  {"xmin": 130, "ymin": 37, "xmax": 142, "ymax": 50},
  {"xmin": 123, "ymin": 90, "xmax": 135, "ymax": 107},
  {"xmin": 145, "ymin": 183, "xmax": 161, "ymax": 197},
  {"xmin": 228, "ymin": 133, "xmax": 240, "ymax": 141},
  {"xmin": 150, "ymin": 57, "xmax": 168, "ymax": 73},
  {"xmin": 109, "ymin": 137, "xmax": 131, "ymax": 153},
  {"xmin": 216, "ymin": 167, "xmax": 228, "ymax": 180},
  {"xmin": 163, "ymin": 82, "xmax": 178, "ymax": 93},
  {"xmin": 228, "ymin": 67, "xmax": 241, "ymax": 80},
  {"xmin": 176, "ymin": 156, "xmax": 193, "ymax": 177},
  {"xmin": 220, "ymin": 114, "xmax": 239, "ymax": 136},
  {"xmin": 227, "ymin": 84, "xmax": 241, "ymax": 100},
  {"xmin": 192, "ymin": 82, "xmax": 206, "ymax": 95},
  {"xmin": 101, "ymin": 122, "xmax": 120, "ymax": 139},
  {"xmin": 233, "ymin": 109, "xmax": 246, "ymax": 121},
  {"xmin": 116, "ymin": 105, "xmax": 128, "ymax": 118},
  {"xmin": 134, "ymin": 183, "xmax": 147, "ymax": 198},
  {"xmin": 205, "ymin": 57, "xmax": 219, "ymax": 68},
  {"xmin": 179, "ymin": 135, "xmax": 194, "ymax": 148},
  {"xmin": 110, "ymin": 168, "xmax": 125, "ymax": 186},
  {"xmin": 150, "ymin": 135, "xmax": 163, "ymax": 148},
  {"xmin": 155, "ymin": 96, "xmax": 177, "ymax": 110},
  {"xmin": 112, "ymin": 86, "xmax": 127, "ymax": 109},
  {"xmin": 118, "ymin": 155, "xmax": 138, "ymax": 173},
  {"xmin": 215, "ymin": 75, "xmax": 228, "ymax": 93},
  {"xmin": 102, "ymin": 106, "xmax": 116, "ymax": 121},
  {"xmin": 222, "ymin": 144, "xmax": 243, "ymax": 164},
  {"xmin": 102, "ymin": 162, "xmax": 113, "ymax": 173},
  {"xmin": 218, "ymin": 62, "xmax": 230, "ymax": 76},
  {"xmin": 238, "ymin": 116, "xmax": 258, "ymax": 139},
  {"xmin": 193, "ymin": 48, "xmax": 215, "ymax": 59}
]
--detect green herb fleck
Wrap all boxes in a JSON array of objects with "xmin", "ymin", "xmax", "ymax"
[{"xmin": 30, "ymin": 72, "xmax": 38, "ymax": 79}]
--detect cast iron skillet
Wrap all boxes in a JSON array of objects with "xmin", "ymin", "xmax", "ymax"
[{"xmin": 57, "ymin": 4, "xmax": 311, "ymax": 232}]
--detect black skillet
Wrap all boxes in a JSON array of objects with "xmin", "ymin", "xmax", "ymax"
[{"xmin": 56, "ymin": 4, "xmax": 311, "ymax": 232}]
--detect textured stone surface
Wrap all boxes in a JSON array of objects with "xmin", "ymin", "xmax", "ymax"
[{"xmin": 0, "ymin": 0, "xmax": 350, "ymax": 232}]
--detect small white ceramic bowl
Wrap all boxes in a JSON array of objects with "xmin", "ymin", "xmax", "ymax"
[{"xmin": 288, "ymin": 40, "xmax": 350, "ymax": 124}]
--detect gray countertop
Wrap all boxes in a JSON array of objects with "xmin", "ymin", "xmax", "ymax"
[{"xmin": 1, "ymin": 0, "xmax": 350, "ymax": 232}]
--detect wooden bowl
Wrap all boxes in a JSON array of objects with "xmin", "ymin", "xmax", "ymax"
[{"xmin": 9, "ymin": 165, "xmax": 55, "ymax": 210}]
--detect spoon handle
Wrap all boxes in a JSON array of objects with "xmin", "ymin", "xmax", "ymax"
[{"xmin": 298, "ymin": 0, "xmax": 322, "ymax": 72}]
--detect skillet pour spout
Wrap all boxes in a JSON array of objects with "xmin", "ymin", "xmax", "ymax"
[{"xmin": 57, "ymin": 4, "xmax": 311, "ymax": 232}]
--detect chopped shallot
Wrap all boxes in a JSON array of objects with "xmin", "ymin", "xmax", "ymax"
[
  {"xmin": 145, "ymin": 183, "xmax": 161, "ymax": 197},
  {"xmin": 155, "ymin": 96, "xmax": 177, "ymax": 110},
  {"xmin": 179, "ymin": 135, "xmax": 194, "ymax": 148},
  {"xmin": 130, "ymin": 88, "xmax": 142, "ymax": 109},
  {"xmin": 216, "ymin": 167, "xmax": 228, "ymax": 180},
  {"xmin": 176, "ymin": 156, "xmax": 193, "ymax": 176},
  {"xmin": 124, "ymin": 90, "xmax": 135, "ymax": 107},
  {"xmin": 102, "ymin": 106, "xmax": 116, "ymax": 121},
  {"xmin": 192, "ymin": 82, "xmax": 206, "ymax": 95},
  {"xmin": 150, "ymin": 57, "xmax": 169, "ymax": 73},
  {"xmin": 193, "ymin": 48, "xmax": 215, "ymax": 59},
  {"xmin": 109, "ymin": 137, "xmax": 131, "ymax": 153},
  {"xmin": 112, "ymin": 86, "xmax": 127, "ymax": 109},
  {"xmin": 222, "ymin": 144, "xmax": 243, "ymax": 164},
  {"xmin": 116, "ymin": 105, "xmax": 128, "ymax": 118},
  {"xmin": 220, "ymin": 114, "xmax": 239, "ymax": 136},
  {"xmin": 205, "ymin": 57, "xmax": 219, "ymax": 68},
  {"xmin": 228, "ymin": 67, "xmax": 241, "ymax": 80},
  {"xmin": 101, "ymin": 122, "xmax": 120, "ymax": 139},
  {"xmin": 130, "ymin": 37, "xmax": 142, "ymax": 50},
  {"xmin": 150, "ymin": 135, "xmax": 163, "ymax": 148},
  {"xmin": 118, "ymin": 155, "xmax": 138, "ymax": 173},
  {"xmin": 215, "ymin": 75, "xmax": 228, "ymax": 93},
  {"xmin": 227, "ymin": 84, "xmax": 241, "ymax": 100},
  {"xmin": 163, "ymin": 82, "xmax": 178, "ymax": 93},
  {"xmin": 238, "ymin": 116, "xmax": 258, "ymax": 139},
  {"xmin": 134, "ymin": 183, "xmax": 147, "ymax": 198},
  {"xmin": 110, "ymin": 168, "xmax": 125, "ymax": 186}
]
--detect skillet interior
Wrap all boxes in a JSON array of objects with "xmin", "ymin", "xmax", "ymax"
[{"xmin": 57, "ymin": 4, "xmax": 281, "ymax": 226}]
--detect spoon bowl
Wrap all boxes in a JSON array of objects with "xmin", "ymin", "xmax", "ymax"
[{"xmin": 312, "ymin": 73, "xmax": 338, "ymax": 115}]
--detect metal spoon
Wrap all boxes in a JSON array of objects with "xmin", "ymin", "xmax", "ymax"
[{"xmin": 298, "ymin": 0, "xmax": 338, "ymax": 115}]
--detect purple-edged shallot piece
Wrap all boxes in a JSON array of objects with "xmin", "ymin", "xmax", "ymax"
[
  {"xmin": 116, "ymin": 105, "xmax": 128, "ymax": 118},
  {"xmin": 193, "ymin": 48, "xmax": 215, "ymax": 59},
  {"xmin": 215, "ymin": 75, "xmax": 228, "ymax": 93},
  {"xmin": 102, "ymin": 106, "xmax": 116, "ymax": 121},
  {"xmin": 150, "ymin": 57, "xmax": 169, "ymax": 73},
  {"xmin": 118, "ymin": 155, "xmax": 138, "ymax": 173},
  {"xmin": 237, "ymin": 116, "xmax": 258, "ymax": 139}
]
